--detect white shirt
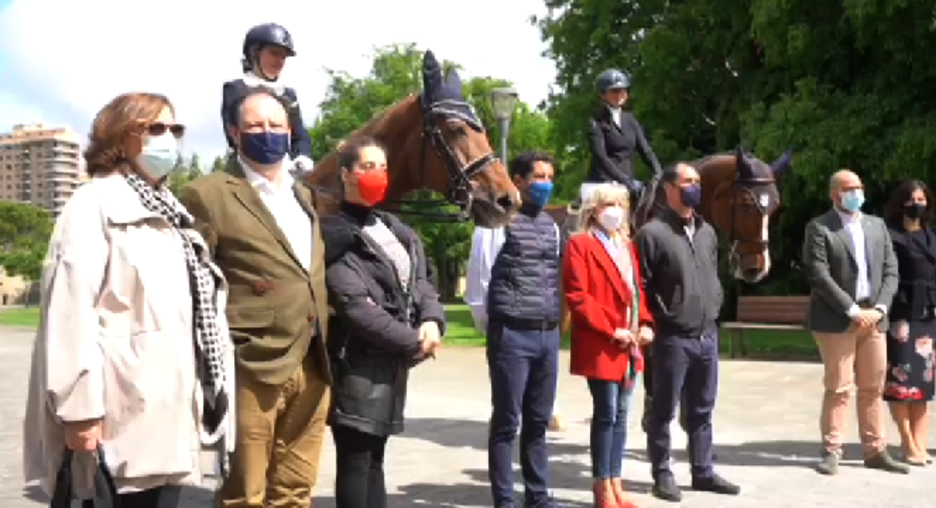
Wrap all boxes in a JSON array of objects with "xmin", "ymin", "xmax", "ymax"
[
  {"xmin": 836, "ymin": 210, "xmax": 878, "ymax": 317},
  {"xmin": 240, "ymin": 158, "xmax": 313, "ymax": 270},
  {"xmin": 464, "ymin": 224, "xmax": 561, "ymax": 334},
  {"xmin": 609, "ymin": 106, "xmax": 622, "ymax": 128}
]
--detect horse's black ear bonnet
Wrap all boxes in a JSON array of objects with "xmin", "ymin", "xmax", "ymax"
[{"xmin": 421, "ymin": 50, "xmax": 484, "ymax": 133}]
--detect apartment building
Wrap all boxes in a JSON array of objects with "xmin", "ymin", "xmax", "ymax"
[{"xmin": 0, "ymin": 123, "xmax": 82, "ymax": 217}]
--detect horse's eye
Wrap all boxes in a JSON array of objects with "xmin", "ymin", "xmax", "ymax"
[{"xmin": 449, "ymin": 125, "xmax": 468, "ymax": 137}]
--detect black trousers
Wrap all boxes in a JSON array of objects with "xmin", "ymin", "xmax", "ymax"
[
  {"xmin": 646, "ymin": 332, "xmax": 719, "ymax": 480},
  {"xmin": 332, "ymin": 424, "xmax": 389, "ymax": 508},
  {"xmin": 641, "ymin": 347, "xmax": 688, "ymax": 433},
  {"xmin": 81, "ymin": 485, "xmax": 179, "ymax": 508}
]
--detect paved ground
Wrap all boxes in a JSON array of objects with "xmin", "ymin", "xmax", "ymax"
[{"xmin": 1, "ymin": 325, "xmax": 934, "ymax": 508}]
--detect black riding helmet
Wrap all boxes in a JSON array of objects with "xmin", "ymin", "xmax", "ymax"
[
  {"xmin": 241, "ymin": 23, "xmax": 296, "ymax": 79},
  {"xmin": 596, "ymin": 68, "xmax": 630, "ymax": 94}
]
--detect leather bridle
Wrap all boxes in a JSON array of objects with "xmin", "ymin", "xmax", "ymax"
[{"xmin": 726, "ymin": 172, "xmax": 777, "ymax": 267}]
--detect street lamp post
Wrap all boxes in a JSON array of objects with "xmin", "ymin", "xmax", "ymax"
[{"xmin": 489, "ymin": 87, "xmax": 519, "ymax": 163}]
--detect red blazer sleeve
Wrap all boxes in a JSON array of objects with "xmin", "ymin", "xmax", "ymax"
[
  {"xmin": 562, "ymin": 235, "xmax": 616, "ymax": 338},
  {"xmin": 631, "ymin": 241, "xmax": 654, "ymax": 328}
]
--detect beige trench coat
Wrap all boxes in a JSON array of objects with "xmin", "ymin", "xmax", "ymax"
[{"xmin": 22, "ymin": 173, "xmax": 236, "ymax": 498}]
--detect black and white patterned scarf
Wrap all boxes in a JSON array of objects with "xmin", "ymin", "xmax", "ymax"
[{"xmin": 123, "ymin": 173, "xmax": 229, "ymax": 434}]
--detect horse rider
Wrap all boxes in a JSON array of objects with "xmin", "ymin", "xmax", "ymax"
[
  {"xmin": 586, "ymin": 68, "xmax": 662, "ymax": 200},
  {"xmin": 221, "ymin": 22, "xmax": 314, "ymax": 172}
]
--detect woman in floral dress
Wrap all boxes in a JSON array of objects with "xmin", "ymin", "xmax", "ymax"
[{"xmin": 883, "ymin": 180, "xmax": 936, "ymax": 466}]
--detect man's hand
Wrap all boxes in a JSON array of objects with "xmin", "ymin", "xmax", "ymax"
[
  {"xmin": 852, "ymin": 309, "xmax": 882, "ymax": 329},
  {"xmin": 64, "ymin": 419, "xmax": 103, "ymax": 452},
  {"xmin": 636, "ymin": 325, "xmax": 654, "ymax": 346}
]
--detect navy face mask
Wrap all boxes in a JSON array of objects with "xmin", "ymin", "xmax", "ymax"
[{"xmin": 240, "ymin": 131, "xmax": 289, "ymax": 165}]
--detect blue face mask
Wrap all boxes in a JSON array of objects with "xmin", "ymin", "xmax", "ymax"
[
  {"xmin": 135, "ymin": 132, "xmax": 179, "ymax": 179},
  {"xmin": 527, "ymin": 181, "xmax": 554, "ymax": 207},
  {"xmin": 841, "ymin": 189, "xmax": 865, "ymax": 213},
  {"xmin": 679, "ymin": 184, "xmax": 702, "ymax": 208},
  {"xmin": 239, "ymin": 131, "xmax": 289, "ymax": 165}
]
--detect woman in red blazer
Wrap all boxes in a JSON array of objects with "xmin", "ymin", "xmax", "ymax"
[{"xmin": 563, "ymin": 183, "xmax": 654, "ymax": 508}]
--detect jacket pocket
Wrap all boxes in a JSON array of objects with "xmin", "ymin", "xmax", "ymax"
[
  {"xmin": 98, "ymin": 330, "xmax": 197, "ymax": 479},
  {"xmin": 226, "ymin": 306, "xmax": 275, "ymax": 329},
  {"xmin": 334, "ymin": 354, "xmax": 398, "ymax": 423}
]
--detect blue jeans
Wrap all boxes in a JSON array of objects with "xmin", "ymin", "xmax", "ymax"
[
  {"xmin": 487, "ymin": 321, "xmax": 560, "ymax": 508},
  {"xmin": 587, "ymin": 377, "xmax": 635, "ymax": 479}
]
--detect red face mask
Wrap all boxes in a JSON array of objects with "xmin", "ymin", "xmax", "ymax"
[{"xmin": 357, "ymin": 170, "xmax": 388, "ymax": 206}]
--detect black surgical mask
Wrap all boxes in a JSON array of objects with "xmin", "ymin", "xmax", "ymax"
[{"xmin": 904, "ymin": 203, "xmax": 927, "ymax": 220}]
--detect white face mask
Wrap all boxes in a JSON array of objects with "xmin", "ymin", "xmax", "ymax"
[
  {"xmin": 136, "ymin": 132, "xmax": 179, "ymax": 179},
  {"xmin": 597, "ymin": 205, "xmax": 625, "ymax": 232}
]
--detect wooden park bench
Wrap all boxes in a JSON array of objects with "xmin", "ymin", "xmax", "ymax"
[{"xmin": 721, "ymin": 296, "xmax": 811, "ymax": 358}]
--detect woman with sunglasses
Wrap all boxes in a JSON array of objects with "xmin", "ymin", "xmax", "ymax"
[
  {"xmin": 220, "ymin": 22, "xmax": 314, "ymax": 172},
  {"xmin": 586, "ymin": 68, "xmax": 661, "ymax": 199},
  {"xmin": 23, "ymin": 93, "xmax": 235, "ymax": 508}
]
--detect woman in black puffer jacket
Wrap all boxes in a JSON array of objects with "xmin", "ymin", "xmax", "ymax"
[{"xmin": 321, "ymin": 135, "xmax": 445, "ymax": 508}]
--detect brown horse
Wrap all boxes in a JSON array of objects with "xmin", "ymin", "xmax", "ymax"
[
  {"xmin": 303, "ymin": 50, "xmax": 519, "ymax": 227},
  {"xmin": 549, "ymin": 147, "xmax": 792, "ymax": 283}
]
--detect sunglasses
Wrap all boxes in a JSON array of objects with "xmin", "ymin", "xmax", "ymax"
[{"xmin": 146, "ymin": 122, "xmax": 186, "ymax": 138}]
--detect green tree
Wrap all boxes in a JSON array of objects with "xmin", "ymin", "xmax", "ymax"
[
  {"xmin": 0, "ymin": 201, "xmax": 53, "ymax": 302},
  {"xmin": 537, "ymin": 0, "xmax": 936, "ymax": 302},
  {"xmin": 210, "ymin": 155, "xmax": 226, "ymax": 173},
  {"xmin": 309, "ymin": 43, "xmax": 553, "ymax": 298},
  {"xmin": 168, "ymin": 154, "xmax": 204, "ymax": 197}
]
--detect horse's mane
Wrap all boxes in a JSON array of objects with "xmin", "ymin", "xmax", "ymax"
[{"xmin": 303, "ymin": 94, "xmax": 420, "ymax": 189}]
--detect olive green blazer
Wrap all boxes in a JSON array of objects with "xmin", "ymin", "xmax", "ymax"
[{"xmin": 180, "ymin": 157, "xmax": 331, "ymax": 386}]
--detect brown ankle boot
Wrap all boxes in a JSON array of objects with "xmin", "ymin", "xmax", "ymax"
[
  {"xmin": 611, "ymin": 478, "xmax": 637, "ymax": 508},
  {"xmin": 593, "ymin": 479, "xmax": 619, "ymax": 508}
]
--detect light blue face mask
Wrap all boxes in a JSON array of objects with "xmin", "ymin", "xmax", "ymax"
[
  {"xmin": 136, "ymin": 133, "xmax": 179, "ymax": 179},
  {"xmin": 840, "ymin": 189, "xmax": 865, "ymax": 213}
]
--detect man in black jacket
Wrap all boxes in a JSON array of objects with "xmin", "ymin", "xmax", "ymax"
[
  {"xmin": 636, "ymin": 163, "xmax": 739, "ymax": 502},
  {"xmin": 586, "ymin": 68, "xmax": 662, "ymax": 198}
]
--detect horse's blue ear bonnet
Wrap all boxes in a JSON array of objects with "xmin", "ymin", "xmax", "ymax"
[{"xmin": 421, "ymin": 50, "xmax": 484, "ymax": 132}]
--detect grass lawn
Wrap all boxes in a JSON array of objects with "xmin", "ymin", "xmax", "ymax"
[
  {"xmin": 0, "ymin": 306, "xmax": 40, "ymax": 328},
  {"xmin": 0, "ymin": 303, "xmax": 818, "ymax": 359},
  {"xmin": 443, "ymin": 303, "xmax": 818, "ymax": 360}
]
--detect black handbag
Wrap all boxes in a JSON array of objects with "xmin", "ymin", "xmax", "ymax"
[{"xmin": 50, "ymin": 446, "xmax": 122, "ymax": 508}]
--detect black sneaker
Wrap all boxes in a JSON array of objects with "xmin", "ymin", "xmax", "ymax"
[
  {"xmin": 651, "ymin": 474, "xmax": 682, "ymax": 502},
  {"xmin": 691, "ymin": 473, "xmax": 740, "ymax": 495}
]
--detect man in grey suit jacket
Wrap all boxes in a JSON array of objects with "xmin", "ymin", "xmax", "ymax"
[{"xmin": 803, "ymin": 169, "xmax": 908, "ymax": 475}]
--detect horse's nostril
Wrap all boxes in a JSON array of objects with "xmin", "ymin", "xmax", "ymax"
[
  {"xmin": 743, "ymin": 267, "xmax": 761, "ymax": 278},
  {"xmin": 496, "ymin": 194, "xmax": 515, "ymax": 211}
]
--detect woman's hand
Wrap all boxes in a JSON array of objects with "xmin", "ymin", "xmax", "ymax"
[
  {"xmin": 637, "ymin": 325, "xmax": 654, "ymax": 346},
  {"xmin": 64, "ymin": 419, "xmax": 103, "ymax": 452},
  {"xmin": 612, "ymin": 328, "xmax": 634, "ymax": 346},
  {"xmin": 417, "ymin": 321, "xmax": 442, "ymax": 359}
]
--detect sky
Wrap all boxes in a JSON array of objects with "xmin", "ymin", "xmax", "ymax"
[{"xmin": 0, "ymin": 0, "xmax": 558, "ymax": 162}]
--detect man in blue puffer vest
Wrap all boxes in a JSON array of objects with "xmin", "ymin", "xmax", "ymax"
[{"xmin": 466, "ymin": 151, "xmax": 561, "ymax": 508}]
